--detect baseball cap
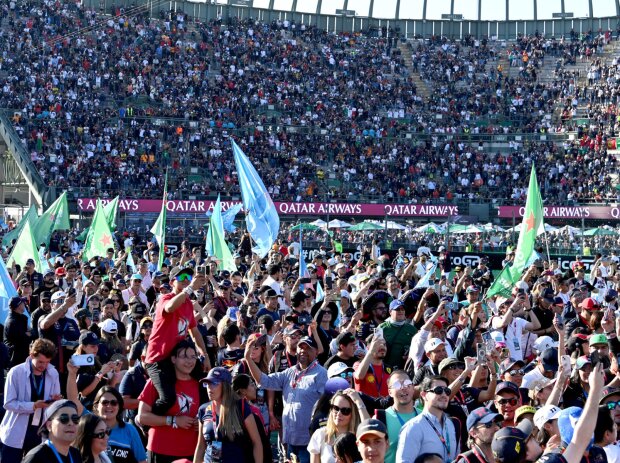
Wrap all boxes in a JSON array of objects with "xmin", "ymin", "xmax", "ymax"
[
  {"xmin": 79, "ymin": 331, "xmax": 99, "ymax": 346},
  {"xmin": 226, "ymin": 306, "xmax": 239, "ymax": 321},
  {"xmin": 298, "ymin": 336, "xmax": 318, "ymax": 350},
  {"xmin": 51, "ymin": 291, "xmax": 66, "ymax": 303},
  {"xmin": 491, "ymin": 420, "xmax": 533, "ymax": 463},
  {"xmin": 515, "ymin": 405, "xmax": 537, "ymax": 422},
  {"xmin": 74, "ymin": 308, "xmax": 93, "ymax": 320},
  {"xmin": 495, "ymin": 381, "xmax": 520, "ymax": 396},
  {"xmin": 55, "ymin": 267, "xmax": 66, "ymax": 276},
  {"xmin": 264, "ymin": 288, "xmax": 281, "ymax": 298},
  {"xmin": 500, "ymin": 358, "xmax": 525, "ymax": 375},
  {"xmin": 533, "ymin": 405, "xmax": 561, "ymax": 429},
  {"xmin": 589, "ymin": 333, "xmax": 608, "ymax": 346},
  {"xmin": 325, "ymin": 377, "xmax": 350, "ymax": 394},
  {"xmin": 40, "ymin": 291, "xmax": 52, "ymax": 302},
  {"xmin": 575, "ymin": 355, "xmax": 592, "ymax": 370},
  {"xmin": 140, "ymin": 316, "xmax": 154, "ymax": 327},
  {"xmin": 438, "ymin": 357, "xmax": 464, "ymax": 373},
  {"xmin": 389, "ymin": 299, "xmax": 405, "ymax": 311},
  {"xmin": 219, "ymin": 279, "xmax": 232, "ymax": 289},
  {"xmin": 424, "ymin": 338, "xmax": 445, "ymax": 353},
  {"xmin": 540, "ymin": 347, "xmax": 559, "ymax": 372},
  {"xmin": 335, "ymin": 263, "xmax": 346, "ymax": 270},
  {"xmin": 466, "ymin": 407, "xmax": 503, "ymax": 432},
  {"xmin": 580, "ymin": 297, "xmax": 600, "ymax": 311},
  {"xmin": 99, "ymin": 318, "xmax": 118, "ymax": 334},
  {"xmin": 169, "ymin": 266, "xmax": 194, "ymax": 279},
  {"xmin": 9, "ymin": 296, "xmax": 26, "ymax": 310},
  {"xmin": 130, "ymin": 273, "xmax": 143, "ymax": 281},
  {"xmin": 600, "ymin": 387, "xmax": 620, "ymax": 404},
  {"xmin": 38, "ymin": 399, "xmax": 78, "ymax": 436},
  {"xmin": 356, "ymin": 419, "xmax": 388, "ymax": 440},
  {"xmin": 291, "ymin": 291, "xmax": 309, "ymax": 304},
  {"xmin": 283, "ymin": 325, "xmax": 303, "ymax": 336},
  {"xmin": 466, "ymin": 285, "xmax": 481, "ymax": 293},
  {"xmin": 533, "ymin": 336, "xmax": 558, "ymax": 354},
  {"xmin": 246, "ymin": 332, "xmax": 267, "ymax": 347},
  {"xmin": 327, "ymin": 362, "xmax": 354, "ymax": 379},
  {"xmin": 202, "ymin": 367, "xmax": 232, "ymax": 385}
]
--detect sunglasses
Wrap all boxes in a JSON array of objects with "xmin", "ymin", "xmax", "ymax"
[
  {"xmin": 98, "ymin": 399, "xmax": 119, "ymax": 407},
  {"xmin": 496, "ymin": 398, "xmax": 519, "ymax": 406},
  {"xmin": 330, "ymin": 404, "xmax": 352, "ymax": 416},
  {"xmin": 176, "ymin": 274, "xmax": 193, "ymax": 282},
  {"xmin": 426, "ymin": 386, "xmax": 451, "ymax": 395},
  {"xmin": 607, "ymin": 400, "xmax": 620, "ymax": 410},
  {"xmin": 56, "ymin": 414, "xmax": 80, "ymax": 425},
  {"xmin": 142, "ymin": 323, "xmax": 153, "ymax": 329},
  {"xmin": 391, "ymin": 380, "xmax": 413, "ymax": 390},
  {"xmin": 477, "ymin": 421, "xmax": 501, "ymax": 429},
  {"xmin": 338, "ymin": 371, "xmax": 354, "ymax": 379},
  {"xmin": 92, "ymin": 429, "xmax": 112, "ymax": 439},
  {"xmin": 507, "ymin": 369, "xmax": 525, "ymax": 376}
]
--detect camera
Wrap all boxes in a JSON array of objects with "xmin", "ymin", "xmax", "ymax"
[{"xmin": 72, "ymin": 354, "xmax": 95, "ymax": 366}]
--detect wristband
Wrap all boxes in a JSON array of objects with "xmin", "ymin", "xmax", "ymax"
[
  {"xmin": 172, "ymin": 417, "xmax": 178, "ymax": 429},
  {"xmin": 183, "ymin": 287, "xmax": 194, "ymax": 297},
  {"xmin": 166, "ymin": 416, "xmax": 173, "ymax": 426}
]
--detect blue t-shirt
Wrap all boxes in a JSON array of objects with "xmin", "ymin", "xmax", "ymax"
[
  {"xmin": 108, "ymin": 423, "xmax": 147, "ymax": 463},
  {"xmin": 119, "ymin": 363, "xmax": 148, "ymax": 421},
  {"xmin": 198, "ymin": 400, "xmax": 252, "ymax": 463}
]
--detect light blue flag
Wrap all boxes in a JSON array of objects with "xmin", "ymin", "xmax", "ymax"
[
  {"xmin": 0, "ymin": 257, "xmax": 19, "ymax": 326},
  {"xmin": 126, "ymin": 247, "xmax": 136, "ymax": 273},
  {"xmin": 414, "ymin": 264, "xmax": 437, "ymax": 289},
  {"xmin": 298, "ymin": 229, "xmax": 310, "ymax": 290},
  {"xmin": 232, "ymin": 141, "xmax": 280, "ymax": 258},
  {"xmin": 315, "ymin": 281, "xmax": 325, "ymax": 303},
  {"xmin": 205, "ymin": 203, "xmax": 243, "ymax": 233}
]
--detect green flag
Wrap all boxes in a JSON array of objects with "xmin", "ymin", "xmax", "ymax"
[
  {"xmin": 76, "ymin": 196, "xmax": 120, "ymax": 242},
  {"xmin": 6, "ymin": 221, "xmax": 42, "ymax": 272},
  {"xmin": 82, "ymin": 200, "xmax": 115, "ymax": 262},
  {"xmin": 32, "ymin": 192, "xmax": 70, "ymax": 246},
  {"xmin": 486, "ymin": 266, "xmax": 515, "ymax": 299},
  {"xmin": 149, "ymin": 177, "xmax": 167, "ymax": 270},
  {"xmin": 510, "ymin": 165, "xmax": 544, "ymax": 279},
  {"xmin": 207, "ymin": 195, "xmax": 237, "ymax": 272},
  {"xmin": 2, "ymin": 205, "xmax": 38, "ymax": 247},
  {"xmin": 103, "ymin": 196, "xmax": 119, "ymax": 231}
]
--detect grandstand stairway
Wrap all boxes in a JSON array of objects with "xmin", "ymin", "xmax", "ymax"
[{"xmin": 398, "ymin": 42, "xmax": 431, "ymax": 102}]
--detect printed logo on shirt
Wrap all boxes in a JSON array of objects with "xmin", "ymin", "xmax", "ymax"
[
  {"xmin": 177, "ymin": 318, "xmax": 189, "ymax": 337},
  {"xmin": 177, "ymin": 392, "xmax": 194, "ymax": 415}
]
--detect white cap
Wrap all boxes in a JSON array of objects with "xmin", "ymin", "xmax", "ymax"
[
  {"xmin": 335, "ymin": 263, "xmax": 346, "ymax": 270},
  {"xmin": 327, "ymin": 258, "xmax": 337, "ymax": 267},
  {"xmin": 327, "ymin": 362, "xmax": 354, "ymax": 378},
  {"xmin": 55, "ymin": 256, "xmax": 64, "ymax": 264},
  {"xmin": 340, "ymin": 290, "xmax": 351, "ymax": 299},
  {"xmin": 533, "ymin": 405, "xmax": 561, "ymax": 429},
  {"xmin": 424, "ymin": 338, "xmax": 445, "ymax": 353},
  {"xmin": 100, "ymin": 318, "xmax": 118, "ymax": 334},
  {"xmin": 533, "ymin": 336, "xmax": 557, "ymax": 355},
  {"xmin": 515, "ymin": 281, "xmax": 529, "ymax": 291},
  {"xmin": 51, "ymin": 291, "xmax": 67, "ymax": 303},
  {"xmin": 438, "ymin": 246, "xmax": 446, "ymax": 252}
]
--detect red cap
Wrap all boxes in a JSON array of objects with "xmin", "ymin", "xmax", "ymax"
[
  {"xmin": 434, "ymin": 317, "xmax": 448, "ymax": 328},
  {"xmin": 55, "ymin": 267, "xmax": 66, "ymax": 276},
  {"xmin": 579, "ymin": 297, "xmax": 600, "ymax": 311}
]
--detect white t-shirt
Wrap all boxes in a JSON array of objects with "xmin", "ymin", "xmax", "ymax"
[
  {"xmin": 605, "ymin": 443, "xmax": 620, "ymax": 463},
  {"xmin": 493, "ymin": 317, "xmax": 529, "ymax": 361},
  {"xmin": 307, "ymin": 427, "xmax": 336, "ymax": 463}
]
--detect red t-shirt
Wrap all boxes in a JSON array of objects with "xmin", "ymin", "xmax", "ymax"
[
  {"xmin": 145, "ymin": 292, "xmax": 197, "ymax": 363},
  {"xmin": 353, "ymin": 361, "xmax": 390, "ymax": 398},
  {"xmin": 138, "ymin": 378, "xmax": 200, "ymax": 456}
]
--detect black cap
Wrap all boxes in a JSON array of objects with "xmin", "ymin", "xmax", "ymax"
[
  {"xmin": 356, "ymin": 419, "xmax": 388, "ymax": 440},
  {"xmin": 298, "ymin": 336, "xmax": 318, "ymax": 350},
  {"xmin": 38, "ymin": 399, "xmax": 78, "ymax": 436},
  {"xmin": 79, "ymin": 331, "xmax": 99, "ymax": 346},
  {"xmin": 9, "ymin": 296, "xmax": 25, "ymax": 310},
  {"xmin": 541, "ymin": 347, "xmax": 559, "ymax": 372},
  {"xmin": 169, "ymin": 266, "xmax": 194, "ymax": 279},
  {"xmin": 41, "ymin": 292, "xmax": 52, "ymax": 302},
  {"xmin": 491, "ymin": 420, "xmax": 533, "ymax": 463}
]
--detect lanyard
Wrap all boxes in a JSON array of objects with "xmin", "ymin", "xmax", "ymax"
[
  {"xmin": 391, "ymin": 407, "xmax": 417, "ymax": 427},
  {"xmin": 210, "ymin": 403, "xmax": 220, "ymax": 436},
  {"xmin": 423, "ymin": 414, "xmax": 451, "ymax": 458},
  {"xmin": 456, "ymin": 391, "xmax": 470, "ymax": 416},
  {"xmin": 368, "ymin": 364, "xmax": 384, "ymax": 396},
  {"xmin": 291, "ymin": 360, "xmax": 317, "ymax": 389},
  {"xmin": 47, "ymin": 440, "xmax": 73, "ymax": 463},
  {"xmin": 284, "ymin": 351, "xmax": 296, "ymax": 369},
  {"xmin": 30, "ymin": 363, "xmax": 45, "ymax": 399}
]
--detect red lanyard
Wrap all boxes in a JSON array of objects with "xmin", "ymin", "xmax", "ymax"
[
  {"xmin": 285, "ymin": 351, "xmax": 295, "ymax": 369},
  {"xmin": 210, "ymin": 403, "xmax": 220, "ymax": 435},
  {"xmin": 291, "ymin": 360, "xmax": 317, "ymax": 389}
]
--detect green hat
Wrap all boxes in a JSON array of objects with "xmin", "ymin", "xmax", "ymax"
[{"xmin": 589, "ymin": 333, "xmax": 608, "ymax": 347}]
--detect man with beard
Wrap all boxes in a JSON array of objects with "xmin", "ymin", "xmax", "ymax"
[
  {"xmin": 31, "ymin": 270, "xmax": 58, "ymax": 312},
  {"xmin": 354, "ymin": 335, "xmax": 391, "ymax": 399},
  {"xmin": 30, "ymin": 292, "xmax": 52, "ymax": 338},
  {"xmin": 374, "ymin": 370, "xmax": 419, "ymax": 463},
  {"xmin": 244, "ymin": 335, "xmax": 327, "ymax": 463},
  {"xmin": 455, "ymin": 407, "xmax": 504, "ymax": 463},
  {"xmin": 396, "ymin": 375, "xmax": 458, "ymax": 463}
]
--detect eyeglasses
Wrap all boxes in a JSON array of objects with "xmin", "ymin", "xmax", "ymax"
[
  {"xmin": 607, "ymin": 400, "xmax": 620, "ymax": 410},
  {"xmin": 176, "ymin": 274, "xmax": 193, "ymax": 282},
  {"xmin": 496, "ymin": 398, "xmax": 519, "ymax": 406},
  {"xmin": 100, "ymin": 289, "xmax": 110, "ymax": 293},
  {"xmin": 507, "ymin": 369, "xmax": 525, "ymax": 376},
  {"xmin": 338, "ymin": 371, "xmax": 354, "ymax": 379},
  {"xmin": 99, "ymin": 399, "xmax": 119, "ymax": 407},
  {"xmin": 92, "ymin": 429, "xmax": 112, "ymax": 439},
  {"xmin": 391, "ymin": 380, "xmax": 413, "ymax": 390},
  {"xmin": 330, "ymin": 404, "xmax": 352, "ymax": 416},
  {"xmin": 443, "ymin": 364, "xmax": 463, "ymax": 371},
  {"xmin": 56, "ymin": 414, "xmax": 80, "ymax": 425},
  {"xmin": 426, "ymin": 386, "xmax": 451, "ymax": 395}
]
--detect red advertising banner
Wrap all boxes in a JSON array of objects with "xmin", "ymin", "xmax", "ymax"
[
  {"xmin": 77, "ymin": 198, "xmax": 460, "ymax": 217},
  {"xmin": 498, "ymin": 205, "xmax": 620, "ymax": 220}
]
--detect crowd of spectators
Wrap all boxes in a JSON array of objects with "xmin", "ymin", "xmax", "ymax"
[{"xmin": 0, "ymin": 1, "xmax": 618, "ymax": 205}]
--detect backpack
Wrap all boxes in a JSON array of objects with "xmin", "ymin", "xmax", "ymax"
[{"xmin": 241, "ymin": 399, "xmax": 272, "ymax": 463}]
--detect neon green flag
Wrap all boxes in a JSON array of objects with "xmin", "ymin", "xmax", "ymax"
[
  {"xmin": 486, "ymin": 266, "xmax": 515, "ymax": 299},
  {"xmin": 103, "ymin": 196, "xmax": 119, "ymax": 231},
  {"xmin": 32, "ymin": 192, "xmax": 70, "ymax": 246},
  {"xmin": 149, "ymin": 177, "xmax": 167, "ymax": 270},
  {"xmin": 7, "ymin": 221, "xmax": 42, "ymax": 272},
  {"xmin": 207, "ymin": 195, "xmax": 237, "ymax": 272},
  {"xmin": 2, "ymin": 205, "xmax": 38, "ymax": 246},
  {"xmin": 82, "ymin": 200, "xmax": 115, "ymax": 261}
]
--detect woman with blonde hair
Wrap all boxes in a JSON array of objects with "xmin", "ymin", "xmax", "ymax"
[
  {"xmin": 194, "ymin": 367, "xmax": 263, "ymax": 463},
  {"xmin": 308, "ymin": 389, "xmax": 370, "ymax": 463}
]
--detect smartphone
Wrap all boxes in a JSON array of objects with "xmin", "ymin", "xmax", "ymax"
[
  {"xmin": 196, "ymin": 266, "xmax": 206, "ymax": 274},
  {"xmin": 561, "ymin": 354, "xmax": 571, "ymax": 372},
  {"xmin": 204, "ymin": 293, "xmax": 213, "ymax": 303},
  {"xmin": 590, "ymin": 351, "xmax": 601, "ymax": 367},
  {"xmin": 374, "ymin": 327, "xmax": 384, "ymax": 339},
  {"xmin": 71, "ymin": 354, "xmax": 95, "ymax": 367},
  {"xmin": 481, "ymin": 332, "xmax": 494, "ymax": 352},
  {"xmin": 325, "ymin": 276, "xmax": 333, "ymax": 290},
  {"xmin": 555, "ymin": 313, "xmax": 564, "ymax": 329},
  {"xmin": 476, "ymin": 343, "xmax": 486, "ymax": 363},
  {"xmin": 300, "ymin": 278, "xmax": 311, "ymax": 284},
  {"xmin": 205, "ymin": 265, "xmax": 211, "ymax": 276},
  {"xmin": 604, "ymin": 307, "xmax": 613, "ymax": 322}
]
